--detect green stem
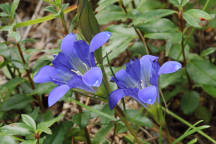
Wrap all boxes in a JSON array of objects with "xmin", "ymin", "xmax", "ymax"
[
  {"xmin": 16, "ymin": 43, "xmax": 44, "ymax": 111},
  {"xmin": 161, "ymin": 107, "xmax": 216, "ymax": 144},
  {"xmin": 99, "ymin": 59, "xmax": 142, "ymax": 144},
  {"xmin": 118, "ymin": 0, "xmax": 151, "ymax": 54},
  {"xmin": 60, "ymin": 12, "xmax": 68, "ymax": 35},
  {"xmin": 203, "ymin": 0, "xmax": 211, "ymax": 11}
]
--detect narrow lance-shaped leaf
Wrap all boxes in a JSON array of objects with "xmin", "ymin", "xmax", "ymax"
[{"xmin": 77, "ymin": 0, "xmax": 102, "ymax": 62}]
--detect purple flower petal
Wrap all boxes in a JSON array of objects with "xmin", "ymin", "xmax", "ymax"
[
  {"xmin": 140, "ymin": 55, "xmax": 159, "ymax": 87},
  {"xmin": 89, "ymin": 31, "xmax": 111, "ymax": 52},
  {"xmin": 68, "ymin": 75, "xmax": 95, "ymax": 93},
  {"xmin": 109, "ymin": 88, "xmax": 138, "ymax": 109},
  {"xmin": 111, "ymin": 69, "xmax": 139, "ymax": 89},
  {"xmin": 73, "ymin": 40, "xmax": 96, "ymax": 67},
  {"xmin": 138, "ymin": 86, "xmax": 157, "ymax": 105},
  {"xmin": 82, "ymin": 67, "xmax": 102, "ymax": 87},
  {"xmin": 52, "ymin": 52, "xmax": 72, "ymax": 71},
  {"xmin": 33, "ymin": 66, "xmax": 55, "ymax": 83},
  {"xmin": 48, "ymin": 85, "xmax": 70, "ymax": 107},
  {"xmin": 150, "ymin": 61, "xmax": 160, "ymax": 86},
  {"xmin": 61, "ymin": 33, "xmax": 76, "ymax": 54},
  {"xmin": 126, "ymin": 59, "xmax": 141, "ymax": 82},
  {"xmin": 50, "ymin": 68, "xmax": 74, "ymax": 85},
  {"xmin": 158, "ymin": 61, "xmax": 182, "ymax": 75}
]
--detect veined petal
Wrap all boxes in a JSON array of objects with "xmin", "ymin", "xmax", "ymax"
[
  {"xmin": 111, "ymin": 69, "xmax": 139, "ymax": 89},
  {"xmin": 140, "ymin": 55, "xmax": 159, "ymax": 87},
  {"xmin": 33, "ymin": 66, "xmax": 55, "ymax": 83},
  {"xmin": 89, "ymin": 31, "xmax": 111, "ymax": 52},
  {"xmin": 126, "ymin": 59, "xmax": 141, "ymax": 81},
  {"xmin": 73, "ymin": 40, "xmax": 89, "ymax": 64},
  {"xmin": 68, "ymin": 75, "xmax": 95, "ymax": 93},
  {"xmin": 48, "ymin": 85, "xmax": 70, "ymax": 107},
  {"xmin": 138, "ymin": 86, "xmax": 157, "ymax": 105},
  {"xmin": 52, "ymin": 52, "xmax": 72, "ymax": 71},
  {"xmin": 150, "ymin": 61, "xmax": 160, "ymax": 86},
  {"xmin": 158, "ymin": 61, "xmax": 182, "ymax": 75},
  {"xmin": 109, "ymin": 88, "xmax": 138, "ymax": 109},
  {"xmin": 82, "ymin": 67, "xmax": 102, "ymax": 87},
  {"xmin": 61, "ymin": 33, "xmax": 76, "ymax": 54},
  {"xmin": 73, "ymin": 40, "xmax": 96, "ymax": 67}
]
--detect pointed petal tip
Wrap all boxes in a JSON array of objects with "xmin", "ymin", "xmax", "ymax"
[
  {"xmin": 138, "ymin": 86, "xmax": 157, "ymax": 105},
  {"xmin": 33, "ymin": 66, "xmax": 54, "ymax": 83},
  {"xmin": 61, "ymin": 33, "xmax": 76, "ymax": 54},
  {"xmin": 82, "ymin": 67, "xmax": 102, "ymax": 87},
  {"xmin": 48, "ymin": 85, "xmax": 70, "ymax": 107},
  {"xmin": 89, "ymin": 31, "xmax": 111, "ymax": 52},
  {"xmin": 158, "ymin": 61, "xmax": 182, "ymax": 75}
]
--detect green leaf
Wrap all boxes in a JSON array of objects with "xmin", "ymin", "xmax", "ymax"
[
  {"xmin": 44, "ymin": 122, "xmax": 72, "ymax": 144},
  {"xmin": 96, "ymin": 0, "xmax": 117, "ymax": 11},
  {"xmin": 44, "ymin": 6, "xmax": 57, "ymax": 14},
  {"xmin": 96, "ymin": 5, "xmax": 125, "ymax": 25},
  {"xmin": 21, "ymin": 114, "xmax": 36, "ymax": 131},
  {"xmin": 0, "ymin": 94, "xmax": 33, "ymax": 111},
  {"xmin": 69, "ymin": 98, "xmax": 116, "ymax": 121},
  {"xmin": 55, "ymin": 0, "xmax": 62, "ymax": 7},
  {"xmin": 0, "ymin": 12, "xmax": 9, "ymax": 17},
  {"xmin": 159, "ymin": 69, "xmax": 184, "ymax": 88},
  {"xmin": 30, "ymin": 83, "xmax": 56, "ymax": 96},
  {"xmin": 202, "ymin": 85, "xmax": 216, "ymax": 98},
  {"xmin": 92, "ymin": 122, "xmax": 114, "ymax": 144},
  {"xmin": 187, "ymin": 59, "xmax": 216, "ymax": 86},
  {"xmin": 201, "ymin": 47, "xmax": 216, "ymax": 57},
  {"xmin": 8, "ymin": 31, "xmax": 21, "ymax": 42},
  {"xmin": 145, "ymin": 32, "xmax": 182, "ymax": 43},
  {"xmin": 0, "ymin": 123, "xmax": 32, "ymax": 136},
  {"xmin": 126, "ymin": 110, "xmax": 152, "ymax": 128},
  {"xmin": 102, "ymin": 24, "xmax": 136, "ymax": 62},
  {"xmin": 37, "ymin": 114, "xmax": 64, "ymax": 134},
  {"xmin": 0, "ymin": 3, "xmax": 11, "ymax": 15},
  {"xmin": 132, "ymin": 9, "xmax": 176, "ymax": 25},
  {"xmin": 180, "ymin": 91, "xmax": 200, "ymax": 114},
  {"xmin": 0, "ymin": 136, "xmax": 17, "ymax": 144},
  {"xmin": 168, "ymin": 0, "xmax": 189, "ymax": 7},
  {"xmin": 183, "ymin": 9, "xmax": 212, "ymax": 28},
  {"xmin": 20, "ymin": 140, "xmax": 37, "ymax": 144},
  {"xmin": 77, "ymin": 0, "xmax": 100, "ymax": 42},
  {"xmin": 194, "ymin": 106, "xmax": 211, "ymax": 123},
  {"xmin": 13, "ymin": 6, "xmax": 76, "ymax": 28},
  {"xmin": 137, "ymin": 18, "xmax": 178, "ymax": 33},
  {"xmin": 11, "ymin": 0, "xmax": 20, "ymax": 19},
  {"xmin": 72, "ymin": 112, "xmax": 91, "ymax": 128}
]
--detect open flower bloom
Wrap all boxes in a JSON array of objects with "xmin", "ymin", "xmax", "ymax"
[
  {"xmin": 33, "ymin": 32, "xmax": 111, "ymax": 107},
  {"xmin": 109, "ymin": 55, "xmax": 182, "ymax": 109}
]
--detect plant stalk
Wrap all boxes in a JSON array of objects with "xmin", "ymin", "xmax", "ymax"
[
  {"xmin": 118, "ymin": 0, "xmax": 151, "ymax": 54},
  {"xmin": 75, "ymin": 92, "xmax": 91, "ymax": 144},
  {"xmin": 178, "ymin": 10, "xmax": 192, "ymax": 87},
  {"xmin": 16, "ymin": 43, "xmax": 44, "ymax": 110},
  {"xmin": 60, "ymin": 12, "xmax": 69, "ymax": 35},
  {"xmin": 161, "ymin": 107, "xmax": 216, "ymax": 144},
  {"xmin": 99, "ymin": 60, "xmax": 142, "ymax": 144}
]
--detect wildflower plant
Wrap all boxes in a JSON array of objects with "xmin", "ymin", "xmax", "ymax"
[
  {"xmin": 33, "ymin": 32, "xmax": 111, "ymax": 106},
  {"xmin": 109, "ymin": 55, "xmax": 182, "ymax": 109},
  {"xmin": 0, "ymin": 0, "xmax": 216, "ymax": 144}
]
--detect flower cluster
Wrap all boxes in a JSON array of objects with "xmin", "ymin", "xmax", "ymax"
[
  {"xmin": 33, "ymin": 32, "xmax": 111, "ymax": 106},
  {"xmin": 109, "ymin": 55, "xmax": 182, "ymax": 109},
  {"xmin": 34, "ymin": 32, "xmax": 181, "ymax": 109}
]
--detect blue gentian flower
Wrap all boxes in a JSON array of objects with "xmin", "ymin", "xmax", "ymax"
[
  {"xmin": 109, "ymin": 55, "xmax": 182, "ymax": 109},
  {"xmin": 33, "ymin": 32, "xmax": 111, "ymax": 106}
]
